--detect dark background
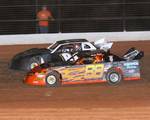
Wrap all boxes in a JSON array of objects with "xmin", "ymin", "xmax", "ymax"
[{"xmin": 0, "ymin": 0, "xmax": 150, "ymax": 34}]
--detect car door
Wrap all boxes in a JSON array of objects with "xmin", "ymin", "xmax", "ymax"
[
  {"xmin": 57, "ymin": 63, "xmax": 104, "ymax": 82},
  {"xmin": 56, "ymin": 64, "xmax": 86, "ymax": 82}
]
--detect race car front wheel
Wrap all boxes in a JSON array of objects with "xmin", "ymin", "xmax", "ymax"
[
  {"xmin": 106, "ymin": 69, "xmax": 122, "ymax": 85},
  {"xmin": 27, "ymin": 56, "xmax": 44, "ymax": 71},
  {"xmin": 45, "ymin": 71, "xmax": 61, "ymax": 87}
]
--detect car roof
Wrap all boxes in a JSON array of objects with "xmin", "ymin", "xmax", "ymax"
[{"xmin": 56, "ymin": 39, "xmax": 88, "ymax": 44}]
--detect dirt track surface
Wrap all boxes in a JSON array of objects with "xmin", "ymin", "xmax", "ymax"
[{"xmin": 0, "ymin": 41, "xmax": 150, "ymax": 120}]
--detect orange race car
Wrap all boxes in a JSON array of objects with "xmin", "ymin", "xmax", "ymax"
[{"xmin": 24, "ymin": 50, "xmax": 143, "ymax": 87}]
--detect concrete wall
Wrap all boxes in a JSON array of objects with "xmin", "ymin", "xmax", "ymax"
[{"xmin": 0, "ymin": 31, "xmax": 150, "ymax": 45}]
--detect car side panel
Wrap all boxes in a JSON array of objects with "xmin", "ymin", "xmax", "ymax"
[
  {"xmin": 54, "ymin": 65, "xmax": 85, "ymax": 82},
  {"xmin": 24, "ymin": 60, "xmax": 141, "ymax": 86},
  {"xmin": 121, "ymin": 60, "xmax": 141, "ymax": 80},
  {"xmin": 54, "ymin": 60, "xmax": 141, "ymax": 84},
  {"xmin": 54, "ymin": 64, "xmax": 105, "ymax": 84},
  {"xmin": 103, "ymin": 60, "xmax": 141, "ymax": 80}
]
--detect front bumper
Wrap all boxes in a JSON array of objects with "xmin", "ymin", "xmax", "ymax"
[{"xmin": 24, "ymin": 73, "xmax": 46, "ymax": 86}]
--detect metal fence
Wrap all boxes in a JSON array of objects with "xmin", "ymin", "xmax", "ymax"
[{"xmin": 0, "ymin": 0, "xmax": 150, "ymax": 34}]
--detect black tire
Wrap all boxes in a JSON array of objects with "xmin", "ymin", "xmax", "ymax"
[
  {"xmin": 45, "ymin": 71, "xmax": 61, "ymax": 87},
  {"xmin": 106, "ymin": 69, "xmax": 122, "ymax": 85}
]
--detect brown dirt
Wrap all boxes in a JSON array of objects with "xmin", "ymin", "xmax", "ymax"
[{"xmin": 0, "ymin": 41, "xmax": 150, "ymax": 120}]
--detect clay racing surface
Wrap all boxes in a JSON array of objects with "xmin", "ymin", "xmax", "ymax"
[{"xmin": 0, "ymin": 41, "xmax": 150, "ymax": 120}]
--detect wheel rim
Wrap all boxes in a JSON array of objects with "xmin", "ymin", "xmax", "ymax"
[
  {"xmin": 30, "ymin": 62, "xmax": 39, "ymax": 69},
  {"xmin": 109, "ymin": 73, "xmax": 119, "ymax": 83},
  {"xmin": 47, "ymin": 75, "xmax": 57, "ymax": 85}
]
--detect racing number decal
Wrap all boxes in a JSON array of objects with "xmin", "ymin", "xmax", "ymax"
[
  {"xmin": 85, "ymin": 64, "xmax": 104, "ymax": 79},
  {"xmin": 95, "ymin": 64, "xmax": 104, "ymax": 78}
]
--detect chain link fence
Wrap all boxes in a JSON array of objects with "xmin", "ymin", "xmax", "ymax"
[{"xmin": 0, "ymin": 0, "xmax": 150, "ymax": 34}]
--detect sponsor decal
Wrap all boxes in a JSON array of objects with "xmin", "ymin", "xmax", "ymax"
[
  {"xmin": 123, "ymin": 61, "xmax": 139, "ymax": 69},
  {"xmin": 126, "ymin": 69, "xmax": 135, "ymax": 73},
  {"xmin": 124, "ymin": 61, "xmax": 139, "ymax": 66},
  {"xmin": 125, "ymin": 66, "xmax": 137, "ymax": 69}
]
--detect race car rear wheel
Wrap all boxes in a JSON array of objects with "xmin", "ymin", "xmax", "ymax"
[
  {"xmin": 45, "ymin": 71, "xmax": 61, "ymax": 87},
  {"xmin": 106, "ymin": 69, "xmax": 122, "ymax": 85}
]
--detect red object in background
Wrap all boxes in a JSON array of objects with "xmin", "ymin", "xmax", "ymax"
[{"xmin": 37, "ymin": 7, "xmax": 53, "ymax": 27}]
